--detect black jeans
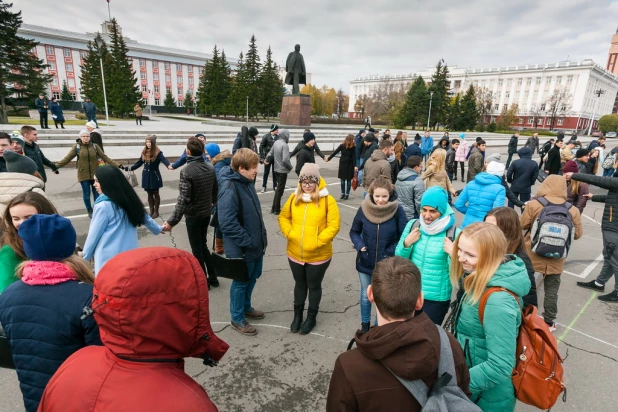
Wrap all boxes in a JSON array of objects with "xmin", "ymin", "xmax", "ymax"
[
  {"xmin": 505, "ymin": 152, "xmax": 514, "ymax": 169},
  {"xmin": 262, "ymin": 163, "xmax": 277, "ymax": 189},
  {"xmin": 421, "ymin": 299, "xmax": 451, "ymax": 325},
  {"xmin": 136, "ymin": 116, "xmax": 142, "ymax": 125},
  {"xmin": 39, "ymin": 111, "xmax": 48, "ymax": 128},
  {"xmin": 508, "ymin": 191, "xmax": 531, "ymax": 208},
  {"xmin": 272, "ymin": 172, "xmax": 288, "ymax": 213},
  {"xmin": 289, "ymin": 259, "xmax": 331, "ymax": 310},
  {"xmin": 185, "ymin": 215, "xmax": 216, "ymax": 281}
]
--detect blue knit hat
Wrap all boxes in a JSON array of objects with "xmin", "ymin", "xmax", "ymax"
[
  {"xmin": 205, "ymin": 142, "xmax": 220, "ymax": 158},
  {"xmin": 420, "ymin": 186, "xmax": 449, "ymax": 216},
  {"xmin": 18, "ymin": 214, "xmax": 76, "ymax": 262},
  {"xmin": 459, "ymin": 133, "xmax": 465, "ymax": 139}
]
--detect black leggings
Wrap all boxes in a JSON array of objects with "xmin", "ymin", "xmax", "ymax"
[
  {"xmin": 457, "ymin": 162, "xmax": 465, "ymax": 179},
  {"xmin": 289, "ymin": 259, "xmax": 331, "ymax": 310}
]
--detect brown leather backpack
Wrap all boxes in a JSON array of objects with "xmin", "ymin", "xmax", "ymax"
[{"xmin": 479, "ymin": 287, "xmax": 566, "ymax": 410}]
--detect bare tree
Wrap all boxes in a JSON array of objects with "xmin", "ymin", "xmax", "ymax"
[
  {"xmin": 545, "ymin": 87, "xmax": 572, "ymax": 131},
  {"xmin": 475, "ymin": 87, "xmax": 494, "ymax": 125}
]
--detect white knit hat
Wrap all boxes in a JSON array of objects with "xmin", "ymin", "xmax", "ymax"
[
  {"xmin": 486, "ymin": 161, "xmax": 505, "ymax": 177},
  {"xmin": 85, "ymin": 121, "xmax": 97, "ymax": 129}
]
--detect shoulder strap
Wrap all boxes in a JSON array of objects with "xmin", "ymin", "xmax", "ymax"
[
  {"xmin": 478, "ymin": 287, "xmax": 521, "ymax": 325},
  {"xmin": 411, "ymin": 219, "xmax": 420, "ymax": 231},
  {"xmin": 446, "ymin": 225, "xmax": 457, "ymax": 242},
  {"xmin": 435, "ymin": 326, "xmax": 457, "ymax": 384},
  {"xmin": 536, "ymin": 196, "xmax": 548, "ymax": 207},
  {"xmin": 386, "ymin": 367, "xmax": 430, "ymax": 407}
]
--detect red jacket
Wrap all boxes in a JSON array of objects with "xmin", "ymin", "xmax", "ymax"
[{"xmin": 38, "ymin": 247, "xmax": 229, "ymax": 412}]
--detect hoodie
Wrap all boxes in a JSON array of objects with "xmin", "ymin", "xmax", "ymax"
[
  {"xmin": 420, "ymin": 135, "xmax": 434, "ymax": 155},
  {"xmin": 506, "ymin": 147, "xmax": 539, "ymax": 193},
  {"xmin": 266, "ymin": 129, "xmax": 293, "ymax": 174},
  {"xmin": 326, "ymin": 313, "xmax": 470, "ymax": 412},
  {"xmin": 466, "ymin": 146, "xmax": 484, "ymax": 182},
  {"xmin": 362, "ymin": 150, "xmax": 391, "ymax": 189},
  {"xmin": 454, "ymin": 172, "xmax": 506, "ymax": 228},
  {"xmin": 395, "ymin": 168, "xmax": 425, "ymax": 220}
]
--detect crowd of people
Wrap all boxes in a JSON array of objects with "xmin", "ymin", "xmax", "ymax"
[{"xmin": 0, "ymin": 121, "xmax": 617, "ymax": 412}]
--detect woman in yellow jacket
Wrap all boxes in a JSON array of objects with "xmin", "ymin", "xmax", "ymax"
[{"xmin": 279, "ymin": 163, "xmax": 340, "ymax": 335}]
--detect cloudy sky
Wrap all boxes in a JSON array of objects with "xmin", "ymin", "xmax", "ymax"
[{"xmin": 12, "ymin": 0, "xmax": 618, "ymax": 91}]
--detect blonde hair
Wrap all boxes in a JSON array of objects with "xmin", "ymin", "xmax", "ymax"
[
  {"xmin": 15, "ymin": 255, "xmax": 95, "ymax": 285},
  {"xmin": 294, "ymin": 182, "xmax": 320, "ymax": 205},
  {"xmin": 449, "ymin": 222, "xmax": 508, "ymax": 304},
  {"xmin": 427, "ymin": 148, "xmax": 447, "ymax": 173}
]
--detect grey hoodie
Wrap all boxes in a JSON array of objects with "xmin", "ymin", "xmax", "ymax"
[
  {"xmin": 266, "ymin": 129, "xmax": 293, "ymax": 174},
  {"xmin": 395, "ymin": 167, "xmax": 425, "ymax": 220}
]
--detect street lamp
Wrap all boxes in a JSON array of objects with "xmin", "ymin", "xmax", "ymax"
[
  {"xmin": 588, "ymin": 88, "xmax": 605, "ymax": 136},
  {"xmin": 427, "ymin": 91, "xmax": 434, "ymax": 130},
  {"xmin": 246, "ymin": 96, "xmax": 249, "ymax": 124},
  {"xmin": 336, "ymin": 96, "xmax": 340, "ymax": 119},
  {"xmin": 93, "ymin": 36, "xmax": 110, "ymax": 126}
]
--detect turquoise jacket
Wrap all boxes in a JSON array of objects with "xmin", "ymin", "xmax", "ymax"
[
  {"xmin": 0, "ymin": 245, "xmax": 22, "ymax": 293},
  {"xmin": 395, "ymin": 210, "xmax": 459, "ymax": 302},
  {"xmin": 454, "ymin": 255, "xmax": 531, "ymax": 412}
]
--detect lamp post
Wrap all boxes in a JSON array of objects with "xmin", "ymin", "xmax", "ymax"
[
  {"xmin": 246, "ymin": 95, "xmax": 249, "ymax": 124},
  {"xmin": 588, "ymin": 88, "xmax": 605, "ymax": 136},
  {"xmin": 427, "ymin": 91, "xmax": 434, "ymax": 130},
  {"xmin": 336, "ymin": 97, "xmax": 340, "ymax": 119},
  {"xmin": 147, "ymin": 89, "xmax": 152, "ymax": 118},
  {"xmin": 93, "ymin": 36, "xmax": 110, "ymax": 126}
]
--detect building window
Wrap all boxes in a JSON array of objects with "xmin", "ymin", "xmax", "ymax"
[
  {"xmin": 51, "ymin": 77, "xmax": 58, "ymax": 86},
  {"xmin": 177, "ymin": 100, "xmax": 183, "ymax": 107},
  {"xmin": 63, "ymin": 48, "xmax": 71, "ymax": 57},
  {"xmin": 70, "ymin": 93, "xmax": 76, "ymax": 100},
  {"xmin": 68, "ymin": 78, "xmax": 75, "ymax": 87},
  {"xmin": 493, "ymin": 104, "xmax": 499, "ymax": 111},
  {"xmin": 505, "ymin": 91, "xmax": 510, "ymax": 98},
  {"xmin": 177, "ymin": 76, "xmax": 182, "ymax": 84},
  {"xmin": 498, "ymin": 79, "xmax": 503, "ymax": 86},
  {"xmin": 533, "ymin": 91, "xmax": 538, "ymax": 98},
  {"xmin": 540, "ymin": 104, "xmax": 546, "ymax": 111},
  {"xmin": 178, "ymin": 88, "xmax": 183, "ymax": 95},
  {"xmin": 524, "ymin": 91, "xmax": 529, "ymax": 98},
  {"xmin": 154, "ymin": 85, "xmax": 160, "ymax": 93},
  {"xmin": 52, "ymin": 92, "xmax": 60, "ymax": 99},
  {"xmin": 140, "ymin": 72, "xmax": 147, "ymax": 79},
  {"xmin": 48, "ymin": 61, "xmax": 56, "ymax": 71},
  {"xmin": 155, "ymin": 98, "xmax": 161, "ymax": 105},
  {"xmin": 176, "ymin": 63, "xmax": 182, "ymax": 71},
  {"xmin": 527, "ymin": 78, "xmax": 532, "ymax": 85},
  {"xmin": 165, "ymin": 74, "xmax": 171, "ymax": 82},
  {"xmin": 547, "ymin": 118, "xmax": 553, "ymax": 125},
  {"xmin": 506, "ymin": 79, "xmax": 512, "ymax": 87},
  {"xmin": 153, "ymin": 60, "xmax": 158, "ymax": 68},
  {"xmin": 164, "ymin": 62, "xmax": 170, "ymax": 70},
  {"xmin": 567, "ymin": 75, "xmax": 573, "ymax": 83},
  {"xmin": 188, "ymin": 65, "xmax": 193, "ymax": 73},
  {"xmin": 199, "ymin": 66, "xmax": 204, "ymax": 74},
  {"xmin": 46, "ymin": 45, "xmax": 54, "ymax": 55},
  {"xmin": 528, "ymin": 118, "xmax": 534, "ymax": 125},
  {"xmin": 536, "ymin": 77, "xmax": 541, "ymax": 84},
  {"xmin": 537, "ymin": 118, "xmax": 543, "ymax": 125},
  {"xmin": 152, "ymin": 73, "xmax": 158, "ymax": 81},
  {"xmin": 141, "ymin": 85, "xmax": 147, "ymax": 92},
  {"xmin": 557, "ymin": 118, "xmax": 564, "ymax": 126},
  {"xmin": 556, "ymin": 76, "xmax": 562, "ymax": 83},
  {"xmin": 65, "ymin": 63, "xmax": 73, "ymax": 72},
  {"xmin": 139, "ymin": 59, "xmax": 145, "ymax": 67},
  {"xmin": 188, "ymin": 77, "xmax": 194, "ymax": 85},
  {"xmin": 546, "ymin": 76, "xmax": 552, "ymax": 83},
  {"xmin": 515, "ymin": 91, "xmax": 520, "ymax": 98},
  {"xmin": 80, "ymin": 51, "xmax": 87, "ymax": 60},
  {"xmin": 517, "ymin": 78, "xmax": 523, "ymax": 85},
  {"xmin": 504, "ymin": 104, "xmax": 508, "ymax": 111}
]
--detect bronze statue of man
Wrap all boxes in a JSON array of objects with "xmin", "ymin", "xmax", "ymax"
[{"xmin": 285, "ymin": 44, "xmax": 306, "ymax": 95}]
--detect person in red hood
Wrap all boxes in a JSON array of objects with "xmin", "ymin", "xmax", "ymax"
[
  {"xmin": 326, "ymin": 256, "xmax": 470, "ymax": 411},
  {"xmin": 37, "ymin": 247, "xmax": 229, "ymax": 412}
]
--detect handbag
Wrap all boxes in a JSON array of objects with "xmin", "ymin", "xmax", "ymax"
[
  {"xmin": 209, "ymin": 182, "xmax": 249, "ymax": 282},
  {"xmin": 351, "ymin": 169, "xmax": 358, "ymax": 191},
  {"xmin": 0, "ymin": 324, "xmax": 15, "ymax": 369},
  {"xmin": 127, "ymin": 170, "xmax": 138, "ymax": 187}
]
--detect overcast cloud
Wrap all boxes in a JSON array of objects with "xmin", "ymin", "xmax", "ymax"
[{"xmin": 11, "ymin": 0, "xmax": 618, "ymax": 91}]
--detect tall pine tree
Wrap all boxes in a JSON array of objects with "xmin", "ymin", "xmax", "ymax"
[
  {"xmin": 227, "ymin": 52, "xmax": 249, "ymax": 118},
  {"xmin": 107, "ymin": 19, "xmax": 140, "ymax": 117},
  {"xmin": 60, "ymin": 80, "xmax": 73, "ymax": 109},
  {"xmin": 0, "ymin": 1, "xmax": 52, "ymax": 123},
  {"xmin": 428, "ymin": 59, "xmax": 450, "ymax": 129},
  {"xmin": 218, "ymin": 49, "xmax": 232, "ymax": 116},
  {"xmin": 460, "ymin": 85, "xmax": 479, "ymax": 131},
  {"xmin": 244, "ymin": 35, "xmax": 261, "ymax": 119},
  {"xmin": 259, "ymin": 46, "xmax": 284, "ymax": 121},
  {"xmin": 183, "ymin": 90, "xmax": 194, "ymax": 113},
  {"xmin": 196, "ymin": 45, "xmax": 220, "ymax": 115},
  {"xmin": 394, "ymin": 76, "xmax": 429, "ymax": 129},
  {"xmin": 163, "ymin": 88, "xmax": 176, "ymax": 112},
  {"xmin": 79, "ymin": 34, "xmax": 111, "ymax": 112}
]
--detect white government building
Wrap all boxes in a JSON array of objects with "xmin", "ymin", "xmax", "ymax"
[{"xmin": 348, "ymin": 60, "xmax": 618, "ymax": 131}]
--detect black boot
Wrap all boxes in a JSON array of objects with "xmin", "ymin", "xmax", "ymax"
[
  {"xmin": 360, "ymin": 322, "xmax": 370, "ymax": 334},
  {"xmin": 151, "ymin": 191, "xmax": 160, "ymax": 219},
  {"xmin": 290, "ymin": 304, "xmax": 304, "ymax": 333},
  {"xmin": 299, "ymin": 308, "xmax": 317, "ymax": 335},
  {"xmin": 147, "ymin": 192, "xmax": 154, "ymax": 217}
]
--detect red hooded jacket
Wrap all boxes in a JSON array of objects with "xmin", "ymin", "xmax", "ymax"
[{"xmin": 37, "ymin": 247, "xmax": 229, "ymax": 412}]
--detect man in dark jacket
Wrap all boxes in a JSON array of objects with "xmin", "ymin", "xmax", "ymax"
[
  {"xmin": 571, "ymin": 172, "xmax": 618, "ymax": 302},
  {"xmin": 295, "ymin": 132, "xmax": 317, "ymax": 175},
  {"xmin": 35, "ymin": 93, "xmax": 50, "ymax": 129},
  {"xmin": 506, "ymin": 147, "xmax": 539, "ymax": 208},
  {"xmin": 326, "ymin": 257, "xmax": 470, "ymax": 411},
  {"xmin": 358, "ymin": 132, "xmax": 379, "ymax": 168},
  {"xmin": 355, "ymin": 129, "xmax": 366, "ymax": 166},
  {"xmin": 0, "ymin": 133, "xmax": 9, "ymax": 172},
  {"xmin": 575, "ymin": 149, "xmax": 593, "ymax": 174},
  {"xmin": 20, "ymin": 126, "xmax": 58, "ymax": 182},
  {"xmin": 404, "ymin": 135, "xmax": 422, "ymax": 158},
  {"xmin": 538, "ymin": 138, "xmax": 554, "ymax": 168},
  {"xmin": 466, "ymin": 141, "xmax": 485, "ymax": 182},
  {"xmin": 259, "ymin": 124, "xmax": 279, "ymax": 192},
  {"xmin": 265, "ymin": 129, "xmax": 293, "ymax": 214},
  {"xmin": 82, "ymin": 98, "xmax": 98, "ymax": 127},
  {"xmin": 217, "ymin": 149, "xmax": 268, "ymax": 335},
  {"xmin": 524, "ymin": 132, "xmax": 540, "ymax": 155},
  {"xmin": 545, "ymin": 139, "xmax": 563, "ymax": 175},
  {"xmin": 506, "ymin": 132, "xmax": 519, "ymax": 168},
  {"xmin": 446, "ymin": 139, "xmax": 459, "ymax": 181},
  {"xmin": 164, "ymin": 137, "xmax": 219, "ymax": 288}
]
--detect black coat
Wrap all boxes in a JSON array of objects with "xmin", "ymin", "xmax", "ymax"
[
  {"xmin": 572, "ymin": 173, "xmax": 618, "ymax": 234},
  {"xmin": 295, "ymin": 144, "xmax": 316, "ymax": 175},
  {"xmin": 508, "ymin": 135, "xmax": 519, "ymax": 155},
  {"xmin": 23, "ymin": 141, "xmax": 57, "ymax": 182},
  {"xmin": 506, "ymin": 147, "xmax": 539, "ymax": 193},
  {"xmin": 328, "ymin": 144, "xmax": 356, "ymax": 180},
  {"xmin": 545, "ymin": 146, "xmax": 562, "ymax": 175},
  {"xmin": 130, "ymin": 151, "xmax": 171, "ymax": 191},
  {"xmin": 404, "ymin": 142, "xmax": 422, "ymax": 158}
]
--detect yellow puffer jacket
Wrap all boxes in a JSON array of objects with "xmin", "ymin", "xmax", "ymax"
[{"xmin": 279, "ymin": 178, "xmax": 340, "ymax": 263}]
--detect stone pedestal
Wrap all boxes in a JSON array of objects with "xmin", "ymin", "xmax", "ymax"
[{"xmin": 280, "ymin": 94, "xmax": 311, "ymax": 126}]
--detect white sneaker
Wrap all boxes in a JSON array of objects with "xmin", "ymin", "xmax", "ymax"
[
  {"xmin": 547, "ymin": 322, "xmax": 557, "ymax": 333},
  {"xmin": 261, "ymin": 187, "xmax": 266, "ymax": 193}
]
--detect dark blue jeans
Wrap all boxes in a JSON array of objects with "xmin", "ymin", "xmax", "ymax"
[
  {"xmin": 340, "ymin": 179, "xmax": 352, "ymax": 195},
  {"xmin": 230, "ymin": 256, "xmax": 263, "ymax": 324},
  {"xmin": 86, "ymin": 114, "xmax": 98, "ymax": 127},
  {"xmin": 422, "ymin": 299, "xmax": 451, "ymax": 325},
  {"xmin": 80, "ymin": 180, "xmax": 99, "ymax": 212}
]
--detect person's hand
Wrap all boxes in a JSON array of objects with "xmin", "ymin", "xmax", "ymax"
[
  {"xmin": 544, "ymin": 170, "xmax": 549, "ymax": 174},
  {"xmin": 360, "ymin": 246, "xmax": 367, "ymax": 252},
  {"xmin": 264, "ymin": 161, "xmax": 269, "ymax": 165},
  {"xmin": 563, "ymin": 172, "xmax": 574, "ymax": 180},
  {"xmin": 77, "ymin": 251, "xmax": 83, "ymax": 257},
  {"xmin": 168, "ymin": 165, "xmax": 174, "ymax": 171},
  {"xmin": 162, "ymin": 222, "xmax": 173, "ymax": 232},
  {"xmin": 404, "ymin": 227, "xmax": 421, "ymax": 248},
  {"xmin": 443, "ymin": 237, "xmax": 454, "ymax": 255},
  {"xmin": 584, "ymin": 193, "xmax": 593, "ymax": 199},
  {"xmin": 451, "ymin": 191, "xmax": 457, "ymax": 197},
  {"xmin": 324, "ymin": 158, "xmax": 329, "ymax": 163},
  {"xmin": 354, "ymin": 166, "xmax": 358, "ymax": 171},
  {"xmin": 53, "ymin": 169, "xmax": 59, "ymax": 175}
]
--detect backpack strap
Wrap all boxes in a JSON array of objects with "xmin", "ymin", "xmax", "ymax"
[
  {"xmin": 445, "ymin": 225, "xmax": 457, "ymax": 242},
  {"xmin": 478, "ymin": 287, "xmax": 521, "ymax": 326},
  {"xmin": 536, "ymin": 196, "xmax": 548, "ymax": 207},
  {"xmin": 411, "ymin": 219, "xmax": 420, "ymax": 231},
  {"xmin": 386, "ymin": 367, "xmax": 430, "ymax": 407}
]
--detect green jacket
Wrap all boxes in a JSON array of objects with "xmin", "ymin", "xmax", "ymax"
[
  {"xmin": 55, "ymin": 141, "xmax": 119, "ymax": 182},
  {"xmin": 454, "ymin": 255, "xmax": 531, "ymax": 412},
  {"xmin": 0, "ymin": 245, "xmax": 22, "ymax": 293}
]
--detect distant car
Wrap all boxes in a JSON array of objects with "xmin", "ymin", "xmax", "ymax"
[
  {"xmin": 606, "ymin": 132, "xmax": 617, "ymax": 138},
  {"xmin": 591, "ymin": 131, "xmax": 603, "ymax": 137}
]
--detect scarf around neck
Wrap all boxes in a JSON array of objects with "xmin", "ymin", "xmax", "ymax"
[
  {"xmin": 21, "ymin": 261, "xmax": 78, "ymax": 286},
  {"xmin": 361, "ymin": 197, "xmax": 399, "ymax": 224},
  {"xmin": 420, "ymin": 213, "xmax": 455, "ymax": 236},
  {"xmin": 300, "ymin": 188, "xmax": 329, "ymax": 203}
]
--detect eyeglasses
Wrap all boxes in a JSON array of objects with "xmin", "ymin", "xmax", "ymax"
[{"xmin": 301, "ymin": 181, "xmax": 316, "ymax": 187}]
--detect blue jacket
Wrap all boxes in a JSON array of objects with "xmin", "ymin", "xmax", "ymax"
[
  {"xmin": 171, "ymin": 149, "xmax": 209, "ymax": 169},
  {"xmin": 454, "ymin": 172, "xmax": 506, "ymax": 228},
  {"xmin": 506, "ymin": 147, "xmax": 539, "ymax": 194},
  {"xmin": 82, "ymin": 101, "xmax": 97, "ymax": 116},
  {"xmin": 130, "ymin": 151, "xmax": 171, "ymax": 191},
  {"xmin": 82, "ymin": 195, "xmax": 162, "ymax": 273},
  {"xmin": 349, "ymin": 198, "xmax": 408, "ymax": 274},
  {"xmin": 405, "ymin": 142, "xmax": 422, "ymax": 158},
  {"xmin": 213, "ymin": 157, "xmax": 231, "ymax": 179},
  {"xmin": 49, "ymin": 101, "xmax": 65, "ymax": 122},
  {"xmin": 421, "ymin": 136, "xmax": 434, "ymax": 155},
  {"xmin": 0, "ymin": 280, "xmax": 101, "ymax": 412},
  {"xmin": 354, "ymin": 133, "xmax": 363, "ymax": 162},
  {"xmin": 217, "ymin": 166, "xmax": 268, "ymax": 261}
]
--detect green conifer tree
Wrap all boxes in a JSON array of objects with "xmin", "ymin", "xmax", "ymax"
[
  {"xmin": 107, "ymin": 19, "xmax": 141, "ymax": 117},
  {"xmin": 244, "ymin": 35, "xmax": 261, "ymax": 119},
  {"xmin": 60, "ymin": 80, "xmax": 73, "ymax": 110},
  {"xmin": 227, "ymin": 52, "xmax": 248, "ymax": 118},
  {"xmin": 79, "ymin": 34, "xmax": 111, "ymax": 112},
  {"xmin": 183, "ymin": 90, "xmax": 194, "ymax": 113},
  {"xmin": 259, "ymin": 46, "xmax": 284, "ymax": 121},
  {"xmin": 163, "ymin": 88, "xmax": 176, "ymax": 112},
  {"xmin": 428, "ymin": 59, "xmax": 451, "ymax": 129},
  {"xmin": 460, "ymin": 85, "xmax": 479, "ymax": 131}
]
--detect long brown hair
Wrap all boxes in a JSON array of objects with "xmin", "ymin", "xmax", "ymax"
[
  {"xmin": 344, "ymin": 134, "xmax": 355, "ymax": 149},
  {"xmin": 15, "ymin": 255, "xmax": 95, "ymax": 284},
  {"xmin": 1, "ymin": 192, "xmax": 58, "ymax": 259},
  {"xmin": 485, "ymin": 207, "xmax": 524, "ymax": 254},
  {"xmin": 394, "ymin": 141, "xmax": 404, "ymax": 162}
]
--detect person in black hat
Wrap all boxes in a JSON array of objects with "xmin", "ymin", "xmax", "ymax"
[
  {"xmin": 296, "ymin": 132, "xmax": 317, "ymax": 175},
  {"xmin": 291, "ymin": 130, "xmax": 327, "ymax": 161},
  {"xmin": 259, "ymin": 124, "xmax": 279, "ymax": 193},
  {"xmin": 575, "ymin": 148, "xmax": 594, "ymax": 174}
]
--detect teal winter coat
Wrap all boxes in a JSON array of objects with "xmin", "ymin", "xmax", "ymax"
[
  {"xmin": 395, "ymin": 218, "xmax": 459, "ymax": 302},
  {"xmin": 454, "ymin": 255, "xmax": 531, "ymax": 412}
]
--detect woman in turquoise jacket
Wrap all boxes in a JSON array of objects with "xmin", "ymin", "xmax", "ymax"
[
  {"xmin": 395, "ymin": 186, "xmax": 459, "ymax": 325},
  {"xmin": 450, "ymin": 222, "xmax": 531, "ymax": 412}
]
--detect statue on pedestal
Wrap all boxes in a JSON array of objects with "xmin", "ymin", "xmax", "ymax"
[{"xmin": 285, "ymin": 44, "xmax": 306, "ymax": 95}]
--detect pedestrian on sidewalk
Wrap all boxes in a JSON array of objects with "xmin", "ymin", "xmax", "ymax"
[
  {"xmin": 404, "ymin": 134, "xmax": 422, "ymax": 158},
  {"xmin": 0, "ymin": 214, "xmax": 101, "ymax": 412},
  {"xmin": 520, "ymin": 175, "xmax": 583, "ymax": 329},
  {"xmin": 295, "ymin": 132, "xmax": 317, "ymax": 175},
  {"xmin": 35, "ymin": 93, "xmax": 49, "ymax": 129},
  {"xmin": 390, "ymin": 141, "xmax": 407, "ymax": 185},
  {"xmin": 538, "ymin": 138, "xmax": 554, "ymax": 169},
  {"xmin": 454, "ymin": 133, "xmax": 468, "ymax": 181},
  {"xmin": 265, "ymin": 129, "xmax": 293, "ymax": 214},
  {"xmin": 259, "ymin": 124, "xmax": 279, "ymax": 192},
  {"xmin": 362, "ymin": 140, "xmax": 393, "ymax": 193},
  {"xmin": 9, "ymin": 132, "xmax": 24, "ymax": 155},
  {"xmin": 163, "ymin": 137, "xmax": 218, "ymax": 287},
  {"xmin": 524, "ymin": 132, "xmax": 540, "ymax": 155},
  {"xmin": 20, "ymin": 126, "xmax": 59, "ymax": 183},
  {"xmin": 0, "ymin": 132, "xmax": 8, "ymax": 172},
  {"xmin": 279, "ymin": 163, "xmax": 340, "ymax": 335},
  {"xmin": 291, "ymin": 130, "xmax": 327, "ymax": 161},
  {"xmin": 169, "ymin": 133, "xmax": 209, "ymax": 170},
  {"xmin": 354, "ymin": 129, "xmax": 366, "ymax": 167},
  {"xmin": 560, "ymin": 140, "xmax": 576, "ymax": 166},
  {"xmin": 466, "ymin": 139, "xmax": 486, "ymax": 182},
  {"xmin": 211, "ymin": 145, "xmax": 232, "ymax": 253},
  {"xmin": 129, "ymin": 135, "xmax": 170, "ymax": 218},
  {"xmin": 83, "ymin": 166, "xmax": 165, "ymax": 274},
  {"xmin": 394, "ymin": 130, "xmax": 408, "ymax": 148},
  {"xmin": 54, "ymin": 129, "xmax": 120, "ymax": 217},
  {"xmin": 217, "ymin": 149, "xmax": 268, "ymax": 336},
  {"xmin": 446, "ymin": 138, "xmax": 459, "ymax": 182},
  {"xmin": 505, "ymin": 132, "xmax": 519, "ymax": 169},
  {"xmin": 49, "ymin": 97, "xmax": 65, "ymax": 129},
  {"xmin": 506, "ymin": 147, "xmax": 539, "ymax": 208},
  {"xmin": 134, "ymin": 103, "xmax": 143, "ymax": 125},
  {"xmin": 82, "ymin": 97, "xmax": 98, "ymax": 127},
  {"xmin": 37, "ymin": 248, "xmax": 229, "ymax": 412},
  {"xmin": 327, "ymin": 134, "xmax": 356, "ymax": 199},
  {"xmin": 350, "ymin": 176, "xmax": 407, "ymax": 333},
  {"xmin": 545, "ymin": 139, "xmax": 563, "ymax": 175}
]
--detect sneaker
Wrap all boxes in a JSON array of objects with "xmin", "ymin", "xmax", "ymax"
[
  {"xmin": 208, "ymin": 277, "xmax": 220, "ymax": 288},
  {"xmin": 231, "ymin": 321, "xmax": 257, "ymax": 336},
  {"xmin": 576, "ymin": 280, "xmax": 605, "ymax": 292},
  {"xmin": 245, "ymin": 309, "xmax": 265, "ymax": 319},
  {"xmin": 340, "ymin": 194, "xmax": 345, "ymax": 199},
  {"xmin": 261, "ymin": 187, "xmax": 266, "ymax": 193},
  {"xmin": 344, "ymin": 194, "xmax": 349, "ymax": 200},
  {"xmin": 360, "ymin": 322, "xmax": 370, "ymax": 334},
  {"xmin": 545, "ymin": 321, "xmax": 557, "ymax": 332},
  {"xmin": 598, "ymin": 291, "xmax": 618, "ymax": 302}
]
